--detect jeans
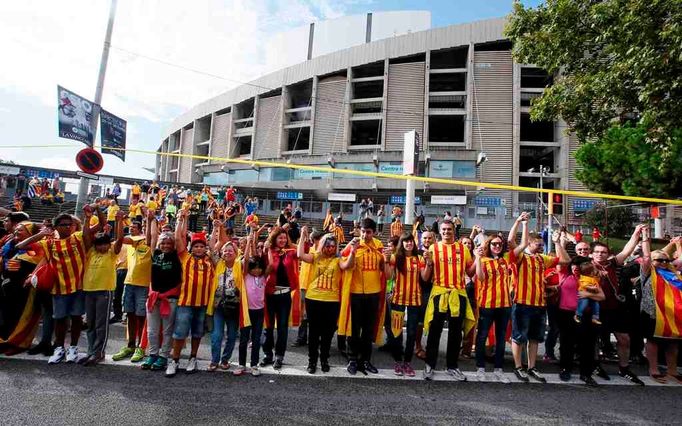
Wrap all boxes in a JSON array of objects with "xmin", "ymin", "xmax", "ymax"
[
  {"xmin": 557, "ymin": 308, "xmax": 597, "ymax": 376},
  {"xmin": 263, "ymin": 292, "xmax": 292, "ymax": 359},
  {"xmin": 34, "ymin": 291, "xmax": 53, "ymax": 345},
  {"xmin": 545, "ymin": 303, "xmax": 561, "ymax": 358},
  {"xmin": 172, "ymin": 306, "xmax": 206, "ymax": 340},
  {"xmin": 425, "ymin": 294, "xmax": 466, "ymax": 369},
  {"xmin": 349, "ymin": 293, "xmax": 380, "ymax": 363},
  {"xmin": 475, "ymin": 307, "xmax": 511, "ymax": 368},
  {"xmin": 211, "ymin": 308, "xmax": 239, "ymax": 364},
  {"xmin": 305, "ymin": 299, "xmax": 340, "ymax": 365},
  {"xmin": 576, "ymin": 298, "xmax": 600, "ymax": 319},
  {"xmin": 239, "ymin": 309, "xmax": 264, "ymax": 367},
  {"xmin": 85, "ymin": 291, "xmax": 112, "ymax": 357},
  {"xmin": 147, "ymin": 298, "xmax": 178, "ymax": 358},
  {"xmin": 390, "ymin": 304, "xmax": 420, "ymax": 363},
  {"xmin": 112, "ymin": 269, "xmax": 127, "ymax": 319},
  {"xmin": 511, "ymin": 303, "xmax": 547, "ymax": 344},
  {"xmin": 296, "ymin": 289, "xmax": 308, "ymax": 344}
]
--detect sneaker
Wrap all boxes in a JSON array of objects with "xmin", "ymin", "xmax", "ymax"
[
  {"xmin": 591, "ymin": 317, "xmax": 602, "ymax": 325},
  {"xmin": 232, "ymin": 365, "xmax": 247, "ymax": 376},
  {"xmin": 273, "ymin": 358, "xmax": 283, "ymax": 370},
  {"xmin": 513, "ymin": 367, "xmax": 530, "ymax": 383},
  {"xmin": 48, "ymin": 347, "xmax": 66, "ymax": 364},
  {"xmin": 321, "ymin": 360, "xmax": 330, "ymax": 373},
  {"xmin": 207, "ymin": 363, "xmax": 219, "ymax": 372},
  {"xmin": 446, "ymin": 368, "xmax": 467, "ymax": 382},
  {"xmin": 574, "ymin": 315, "xmax": 581, "ymax": 324},
  {"xmin": 165, "ymin": 359, "xmax": 178, "ymax": 378},
  {"xmin": 83, "ymin": 354, "xmax": 104, "ymax": 367},
  {"xmin": 251, "ymin": 366, "xmax": 261, "ymax": 376},
  {"xmin": 347, "ymin": 360, "xmax": 358, "ymax": 376},
  {"xmin": 307, "ymin": 363, "xmax": 317, "ymax": 374},
  {"xmin": 28, "ymin": 342, "xmax": 51, "ymax": 356},
  {"xmin": 494, "ymin": 368, "xmax": 510, "ymax": 384},
  {"xmin": 593, "ymin": 365, "xmax": 610, "ymax": 380},
  {"xmin": 423, "ymin": 365, "xmax": 434, "ymax": 381},
  {"xmin": 141, "ymin": 355, "xmax": 157, "ymax": 370},
  {"xmin": 619, "ymin": 367, "xmax": 644, "ymax": 386},
  {"xmin": 65, "ymin": 346, "xmax": 79, "ymax": 363},
  {"xmin": 403, "ymin": 362, "xmax": 416, "ymax": 377},
  {"xmin": 112, "ymin": 346, "xmax": 135, "ymax": 361},
  {"xmin": 580, "ymin": 374, "xmax": 599, "ymax": 387},
  {"xmin": 475, "ymin": 368, "xmax": 486, "ymax": 382},
  {"xmin": 543, "ymin": 354, "xmax": 558, "ymax": 363},
  {"xmin": 185, "ymin": 357, "xmax": 198, "ymax": 374},
  {"xmin": 364, "ymin": 361, "xmax": 378, "ymax": 374},
  {"xmin": 527, "ymin": 367, "xmax": 547, "ymax": 383},
  {"xmin": 151, "ymin": 356, "xmax": 168, "ymax": 371},
  {"xmin": 130, "ymin": 347, "xmax": 145, "ymax": 363},
  {"xmin": 260, "ymin": 356, "xmax": 274, "ymax": 367},
  {"xmin": 219, "ymin": 361, "xmax": 231, "ymax": 370},
  {"xmin": 394, "ymin": 362, "xmax": 404, "ymax": 376},
  {"xmin": 559, "ymin": 369, "xmax": 572, "ymax": 382}
]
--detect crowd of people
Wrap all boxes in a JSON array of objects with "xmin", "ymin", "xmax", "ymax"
[{"xmin": 0, "ymin": 196, "xmax": 681, "ymax": 387}]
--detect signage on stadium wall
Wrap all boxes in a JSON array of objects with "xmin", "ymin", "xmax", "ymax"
[
  {"xmin": 475, "ymin": 197, "xmax": 501, "ymax": 207},
  {"xmin": 390, "ymin": 195, "xmax": 421, "ymax": 205},
  {"xmin": 276, "ymin": 191, "xmax": 303, "ymax": 200},
  {"xmin": 0, "ymin": 165, "xmax": 21, "ymax": 175},
  {"xmin": 573, "ymin": 199, "xmax": 599, "ymax": 211},
  {"xmin": 379, "ymin": 163, "xmax": 403, "ymax": 174},
  {"xmin": 430, "ymin": 195, "xmax": 467, "ymax": 205},
  {"xmin": 328, "ymin": 192, "xmax": 356, "ymax": 202}
]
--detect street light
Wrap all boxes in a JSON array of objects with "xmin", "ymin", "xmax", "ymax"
[{"xmin": 534, "ymin": 165, "xmax": 551, "ymax": 253}]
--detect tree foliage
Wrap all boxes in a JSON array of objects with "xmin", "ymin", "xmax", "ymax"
[
  {"xmin": 583, "ymin": 201, "xmax": 637, "ymax": 239},
  {"xmin": 505, "ymin": 0, "xmax": 682, "ymax": 148},
  {"xmin": 574, "ymin": 124, "xmax": 682, "ymax": 197}
]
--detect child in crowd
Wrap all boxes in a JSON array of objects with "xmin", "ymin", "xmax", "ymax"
[{"xmin": 574, "ymin": 258, "xmax": 602, "ymax": 325}]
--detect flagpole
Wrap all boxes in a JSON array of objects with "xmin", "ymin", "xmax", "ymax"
[{"xmin": 75, "ymin": 0, "xmax": 118, "ymax": 216}]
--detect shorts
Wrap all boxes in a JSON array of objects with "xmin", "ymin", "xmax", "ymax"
[
  {"xmin": 172, "ymin": 306, "xmax": 207, "ymax": 339},
  {"xmin": 123, "ymin": 285, "xmax": 149, "ymax": 316},
  {"xmin": 53, "ymin": 291, "xmax": 85, "ymax": 319},
  {"xmin": 600, "ymin": 307, "xmax": 631, "ymax": 334},
  {"xmin": 511, "ymin": 303, "xmax": 547, "ymax": 344}
]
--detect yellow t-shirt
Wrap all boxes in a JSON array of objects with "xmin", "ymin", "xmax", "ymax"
[
  {"xmin": 132, "ymin": 185, "xmax": 141, "ymax": 195},
  {"xmin": 83, "ymin": 246, "xmax": 118, "ymax": 291},
  {"xmin": 349, "ymin": 239, "xmax": 384, "ymax": 294},
  {"xmin": 128, "ymin": 203, "xmax": 142, "ymax": 218},
  {"xmin": 116, "ymin": 244, "xmax": 128, "ymax": 270},
  {"xmin": 146, "ymin": 200, "xmax": 158, "ymax": 212},
  {"xmin": 305, "ymin": 253, "xmax": 342, "ymax": 302},
  {"xmin": 124, "ymin": 236, "xmax": 152, "ymax": 286},
  {"xmin": 578, "ymin": 275, "xmax": 600, "ymax": 292},
  {"xmin": 106, "ymin": 205, "xmax": 120, "ymax": 222}
]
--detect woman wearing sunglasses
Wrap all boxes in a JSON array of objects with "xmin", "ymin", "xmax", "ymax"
[
  {"xmin": 297, "ymin": 226, "xmax": 353, "ymax": 373},
  {"xmin": 640, "ymin": 231, "xmax": 682, "ymax": 384}
]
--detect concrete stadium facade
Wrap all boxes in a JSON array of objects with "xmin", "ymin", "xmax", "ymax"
[{"xmin": 157, "ymin": 14, "xmax": 589, "ymax": 226}]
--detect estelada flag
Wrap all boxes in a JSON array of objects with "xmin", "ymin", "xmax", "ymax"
[
  {"xmin": 391, "ymin": 309, "xmax": 404, "ymax": 338},
  {"xmin": 651, "ymin": 267, "xmax": 682, "ymax": 339}
]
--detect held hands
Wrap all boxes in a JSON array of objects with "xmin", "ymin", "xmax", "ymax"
[
  {"xmin": 382, "ymin": 246, "xmax": 392, "ymax": 261},
  {"xmin": 423, "ymin": 250, "xmax": 433, "ymax": 265},
  {"xmin": 516, "ymin": 212, "xmax": 530, "ymax": 223},
  {"xmin": 551, "ymin": 230, "xmax": 561, "ymax": 243},
  {"xmin": 300, "ymin": 226, "xmax": 309, "ymax": 240},
  {"xmin": 474, "ymin": 246, "xmax": 484, "ymax": 258},
  {"xmin": 349, "ymin": 237, "xmax": 360, "ymax": 253}
]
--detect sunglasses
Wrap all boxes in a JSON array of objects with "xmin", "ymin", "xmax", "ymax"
[
  {"xmin": 653, "ymin": 258, "xmax": 670, "ymax": 263},
  {"xmin": 490, "ymin": 242, "xmax": 503, "ymax": 247}
]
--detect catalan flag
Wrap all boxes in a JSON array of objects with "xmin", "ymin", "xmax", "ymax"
[{"xmin": 651, "ymin": 267, "xmax": 682, "ymax": 339}]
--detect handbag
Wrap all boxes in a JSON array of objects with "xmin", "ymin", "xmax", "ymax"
[{"xmin": 29, "ymin": 261, "xmax": 57, "ymax": 292}]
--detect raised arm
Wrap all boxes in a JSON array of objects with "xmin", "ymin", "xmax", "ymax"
[
  {"xmin": 383, "ymin": 247, "xmax": 393, "ymax": 280},
  {"xmin": 615, "ymin": 224, "xmax": 645, "ymax": 265},
  {"xmin": 210, "ymin": 220, "xmax": 223, "ymax": 253},
  {"xmin": 113, "ymin": 211, "xmax": 125, "ymax": 255},
  {"xmin": 339, "ymin": 238, "xmax": 358, "ymax": 270},
  {"xmin": 513, "ymin": 219, "xmax": 529, "ymax": 260},
  {"xmin": 507, "ymin": 212, "xmax": 528, "ymax": 248},
  {"xmin": 474, "ymin": 246, "xmax": 485, "ymax": 281},
  {"xmin": 297, "ymin": 227, "xmax": 314, "ymax": 264},
  {"xmin": 148, "ymin": 212, "xmax": 159, "ymax": 250},
  {"xmin": 640, "ymin": 226, "xmax": 652, "ymax": 275},
  {"xmin": 469, "ymin": 225, "xmax": 479, "ymax": 241},
  {"xmin": 175, "ymin": 208, "xmax": 188, "ymax": 254},
  {"xmin": 553, "ymin": 231, "xmax": 571, "ymax": 264},
  {"xmin": 145, "ymin": 210, "xmax": 154, "ymax": 247},
  {"xmin": 82, "ymin": 206, "xmax": 94, "ymax": 251}
]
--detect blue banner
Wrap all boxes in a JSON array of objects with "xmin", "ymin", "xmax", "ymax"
[
  {"xmin": 57, "ymin": 85, "xmax": 96, "ymax": 146},
  {"xmin": 276, "ymin": 191, "xmax": 303, "ymax": 200},
  {"xmin": 100, "ymin": 109, "xmax": 126, "ymax": 161},
  {"xmin": 475, "ymin": 197, "xmax": 501, "ymax": 207},
  {"xmin": 390, "ymin": 195, "xmax": 421, "ymax": 205},
  {"xmin": 572, "ymin": 199, "xmax": 599, "ymax": 212}
]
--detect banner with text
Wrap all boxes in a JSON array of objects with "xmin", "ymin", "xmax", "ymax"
[
  {"xmin": 100, "ymin": 109, "xmax": 126, "ymax": 161},
  {"xmin": 57, "ymin": 86, "xmax": 96, "ymax": 146}
]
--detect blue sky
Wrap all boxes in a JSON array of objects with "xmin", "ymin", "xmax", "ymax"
[{"xmin": 0, "ymin": 0, "xmax": 543, "ymax": 180}]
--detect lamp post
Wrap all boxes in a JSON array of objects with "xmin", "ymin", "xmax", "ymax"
[{"xmin": 538, "ymin": 165, "xmax": 551, "ymax": 254}]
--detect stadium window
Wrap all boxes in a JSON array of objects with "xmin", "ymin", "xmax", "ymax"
[
  {"xmin": 234, "ymin": 136, "xmax": 252, "ymax": 157},
  {"xmin": 353, "ymin": 80, "xmax": 384, "ymax": 99},
  {"xmin": 286, "ymin": 127, "xmax": 310, "ymax": 151},
  {"xmin": 520, "ymin": 113, "xmax": 555, "ymax": 142},
  {"xmin": 430, "ymin": 46, "xmax": 468, "ymax": 69},
  {"xmin": 429, "ymin": 73, "xmax": 466, "ymax": 92},
  {"xmin": 350, "ymin": 120, "xmax": 382, "ymax": 146},
  {"xmin": 521, "ymin": 67, "xmax": 553, "ymax": 88},
  {"xmin": 428, "ymin": 115, "xmax": 465, "ymax": 143}
]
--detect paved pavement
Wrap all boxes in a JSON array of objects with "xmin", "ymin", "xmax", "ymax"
[{"xmin": 1, "ymin": 322, "xmax": 681, "ymax": 425}]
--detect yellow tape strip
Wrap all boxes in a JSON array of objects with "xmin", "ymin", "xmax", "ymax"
[{"xmin": 2, "ymin": 144, "xmax": 682, "ymax": 206}]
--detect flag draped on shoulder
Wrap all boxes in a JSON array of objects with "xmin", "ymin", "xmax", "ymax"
[{"xmin": 651, "ymin": 267, "xmax": 682, "ymax": 339}]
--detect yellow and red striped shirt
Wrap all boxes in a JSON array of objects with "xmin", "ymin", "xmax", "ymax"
[
  {"xmin": 390, "ymin": 220, "xmax": 404, "ymax": 238},
  {"xmin": 429, "ymin": 241, "xmax": 472, "ymax": 290},
  {"xmin": 390, "ymin": 254, "xmax": 424, "ymax": 306},
  {"xmin": 305, "ymin": 254, "xmax": 342, "ymax": 302},
  {"xmin": 515, "ymin": 253, "xmax": 558, "ymax": 307},
  {"xmin": 40, "ymin": 231, "xmax": 86, "ymax": 295},
  {"xmin": 477, "ymin": 253, "xmax": 513, "ymax": 309},
  {"xmin": 178, "ymin": 251, "xmax": 215, "ymax": 307},
  {"xmin": 342, "ymin": 238, "xmax": 384, "ymax": 294}
]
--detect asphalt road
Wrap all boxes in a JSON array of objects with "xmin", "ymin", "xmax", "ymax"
[{"xmin": 1, "ymin": 358, "xmax": 681, "ymax": 425}]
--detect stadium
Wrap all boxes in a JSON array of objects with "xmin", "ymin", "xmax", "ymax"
[{"xmin": 156, "ymin": 12, "xmax": 589, "ymax": 228}]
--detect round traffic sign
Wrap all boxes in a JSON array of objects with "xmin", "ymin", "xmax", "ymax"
[{"xmin": 76, "ymin": 148, "xmax": 104, "ymax": 174}]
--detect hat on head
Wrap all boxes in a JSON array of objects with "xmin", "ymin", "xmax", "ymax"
[{"xmin": 190, "ymin": 232, "xmax": 207, "ymax": 247}]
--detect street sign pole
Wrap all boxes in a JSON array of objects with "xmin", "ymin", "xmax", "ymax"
[{"xmin": 75, "ymin": 0, "xmax": 118, "ymax": 217}]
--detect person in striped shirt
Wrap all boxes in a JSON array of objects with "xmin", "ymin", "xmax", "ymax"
[
  {"xmin": 386, "ymin": 232, "xmax": 433, "ymax": 377},
  {"xmin": 507, "ymin": 213, "xmax": 570, "ymax": 383},
  {"xmin": 472, "ymin": 222, "xmax": 527, "ymax": 383},
  {"xmin": 423, "ymin": 220, "xmax": 475, "ymax": 381},
  {"xmin": 165, "ymin": 209, "xmax": 216, "ymax": 378}
]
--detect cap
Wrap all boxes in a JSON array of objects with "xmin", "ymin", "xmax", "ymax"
[{"xmin": 190, "ymin": 232, "xmax": 207, "ymax": 247}]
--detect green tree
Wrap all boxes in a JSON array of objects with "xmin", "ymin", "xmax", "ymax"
[
  {"xmin": 574, "ymin": 124, "xmax": 682, "ymax": 198},
  {"xmin": 583, "ymin": 201, "xmax": 637, "ymax": 239},
  {"xmin": 505, "ymin": 0, "xmax": 682, "ymax": 148}
]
